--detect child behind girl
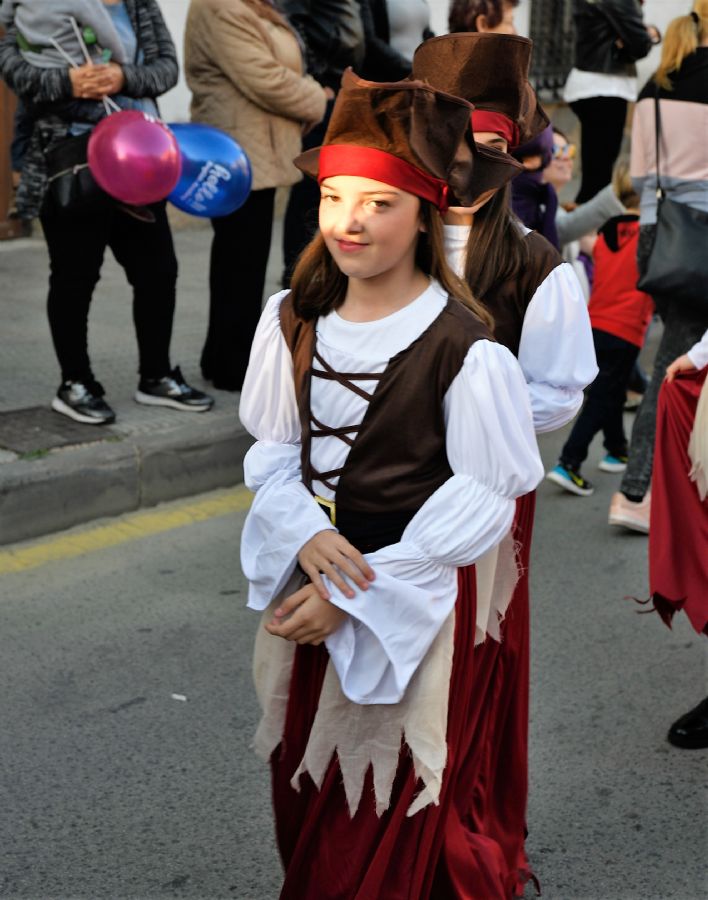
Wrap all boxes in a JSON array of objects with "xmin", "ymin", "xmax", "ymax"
[
  {"xmin": 239, "ymin": 70, "xmax": 543, "ymax": 897},
  {"xmin": 547, "ymin": 163, "xmax": 654, "ymax": 497}
]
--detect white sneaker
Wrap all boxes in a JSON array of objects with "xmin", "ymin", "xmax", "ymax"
[{"xmin": 608, "ymin": 491, "xmax": 650, "ymax": 533}]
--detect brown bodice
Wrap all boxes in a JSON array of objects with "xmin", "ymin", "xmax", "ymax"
[{"xmin": 279, "ymin": 293, "xmax": 492, "ymax": 517}]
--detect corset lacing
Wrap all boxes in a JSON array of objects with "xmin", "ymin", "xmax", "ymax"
[{"xmin": 306, "ymin": 348, "xmax": 384, "ymax": 493}]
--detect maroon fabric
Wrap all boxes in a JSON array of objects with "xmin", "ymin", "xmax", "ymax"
[
  {"xmin": 649, "ymin": 368, "xmax": 708, "ymax": 637},
  {"xmin": 270, "ymin": 562, "xmax": 529, "ymax": 898},
  {"xmin": 459, "ymin": 492, "xmax": 537, "ymax": 897}
]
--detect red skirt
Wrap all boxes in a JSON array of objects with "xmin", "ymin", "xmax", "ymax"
[
  {"xmin": 649, "ymin": 368, "xmax": 708, "ymax": 636},
  {"xmin": 270, "ymin": 495, "xmax": 536, "ymax": 900}
]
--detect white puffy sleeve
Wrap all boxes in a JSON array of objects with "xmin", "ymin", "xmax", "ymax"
[
  {"xmin": 517, "ymin": 263, "xmax": 598, "ymax": 433},
  {"xmin": 239, "ymin": 292, "xmax": 335, "ymax": 610},
  {"xmin": 324, "ymin": 340, "xmax": 543, "ymax": 705},
  {"xmin": 688, "ymin": 329, "xmax": 708, "ymax": 370}
]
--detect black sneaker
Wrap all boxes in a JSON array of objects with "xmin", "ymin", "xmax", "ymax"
[
  {"xmin": 134, "ymin": 366, "xmax": 214, "ymax": 412},
  {"xmin": 51, "ymin": 380, "xmax": 116, "ymax": 425}
]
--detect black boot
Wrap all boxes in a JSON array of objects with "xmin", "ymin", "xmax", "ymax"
[{"xmin": 667, "ymin": 697, "xmax": 708, "ymax": 749}]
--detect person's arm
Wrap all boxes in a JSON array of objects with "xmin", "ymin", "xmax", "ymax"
[
  {"xmin": 276, "ymin": 341, "xmax": 543, "ymax": 705},
  {"xmin": 666, "ymin": 329, "xmax": 708, "ymax": 380},
  {"xmin": 119, "ymin": 0, "xmax": 178, "ymax": 98},
  {"xmin": 517, "ymin": 263, "xmax": 599, "ymax": 433},
  {"xmin": 604, "ymin": 0, "xmax": 653, "ymax": 62},
  {"xmin": 358, "ymin": 0, "xmax": 411, "ymax": 82},
  {"xmin": 556, "ymin": 185, "xmax": 625, "ymax": 246},
  {"xmin": 0, "ymin": 28, "xmax": 74, "ymax": 103},
  {"xmin": 206, "ymin": 5, "xmax": 327, "ymax": 124}
]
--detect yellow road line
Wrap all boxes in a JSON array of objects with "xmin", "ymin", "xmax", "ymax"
[{"xmin": 0, "ymin": 487, "xmax": 252, "ymax": 575}]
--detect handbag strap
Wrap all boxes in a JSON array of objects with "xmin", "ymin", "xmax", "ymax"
[{"xmin": 653, "ymin": 86, "xmax": 665, "ymax": 200}]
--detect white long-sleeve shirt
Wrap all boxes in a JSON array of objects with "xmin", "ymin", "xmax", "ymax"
[
  {"xmin": 444, "ymin": 224, "xmax": 598, "ymax": 433},
  {"xmin": 688, "ymin": 329, "xmax": 708, "ymax": 370},
  {"xmin": 239, "ymin": 282, "xmax": 543, "ymax": 705}
]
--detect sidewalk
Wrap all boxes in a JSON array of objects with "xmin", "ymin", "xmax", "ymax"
[{"xmin": 0, "ymin": 218, "xmax": 285, "ymax": 545}]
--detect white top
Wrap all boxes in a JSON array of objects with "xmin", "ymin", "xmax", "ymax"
[
  {"xmin": 563, "ymin": 67, "xmax": 638, "ymax": 103},
  {"xmin": 386, "ymin": 0, "xmax": 430, "ymax": 62},
  {"xmin": 239, "ymin": 283, "xmax": 543, "ymax": 705},
  {"xmin": 688, "ymin": 328, "xmax": 708, "ymax": 370},
  {"xmin": 443, "ymin": 224, "xmax": 598, "ymax": 433}
]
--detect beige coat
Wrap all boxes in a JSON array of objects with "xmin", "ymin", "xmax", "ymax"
[{"xmin": 184, "ymin": 0, "xmax": 327, "ymax": 190}]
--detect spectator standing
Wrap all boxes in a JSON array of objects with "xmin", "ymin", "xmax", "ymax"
[
  {"xmin": 547, "ymin": 166, "xmax": 654, "ymax": 496},
  {"xmin": 564, "ymin": 0, "xmax": 658, "ymax": 203},
  {"xmin": 185, "ymin": 0, "xmax": 327, "ymax": 391},
  {"xmin": 510, "ymin": 124, "xmax": 560, "ymax": 248},
  {"xmin": 0, "ymin": 0, "xmax": 213, "ymax": 424},
  {"xmin": 608, "ymin": 3, "xmax": 708, "ymax": 533},
  {"xmin": 280, "ymin": 0, "xmax": 365, "ymax": 283}
]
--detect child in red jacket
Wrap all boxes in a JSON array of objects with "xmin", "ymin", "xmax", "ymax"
[{"xmin": 547, "ymin": 165, "xmax": 654, "ymax": 495}]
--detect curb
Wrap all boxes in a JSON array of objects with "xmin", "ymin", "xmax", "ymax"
[{"xmin": 0, "ymin": 417, "xmax": 252, "ymax": 546}]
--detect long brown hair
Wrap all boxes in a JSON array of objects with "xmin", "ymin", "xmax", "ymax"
[
  {"xmin": 290, "ymin": 200, "xmax": 494, "ymax": 329},
  {"xmin": 463, "ymin": 183, "xmax": 529, "ymax": 300},
  {"xmin": 654, "ymin": 1, "xmax": 708, "ymax": 90}
]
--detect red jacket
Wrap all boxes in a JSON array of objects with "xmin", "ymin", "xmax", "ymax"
[{"xmin": 588, "ymin": 215, "xmax": 654, "ymax": 348}]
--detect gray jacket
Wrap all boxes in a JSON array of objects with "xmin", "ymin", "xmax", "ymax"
[{"xmin": 0, "ymin": 0, "xmax": 178, "ymax": 217}]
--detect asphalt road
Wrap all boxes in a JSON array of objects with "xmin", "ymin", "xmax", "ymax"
[{"xmin": 0, "ymin": 427, "xmax": 706, "ymax": 900}]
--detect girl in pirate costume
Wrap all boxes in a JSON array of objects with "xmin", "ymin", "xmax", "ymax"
[
  {"xmin": 412, "ymin": 33, "xmax": 597, "ymax": 895},
  {"xmin": 239, "ymin": 70, "xmax": 544, "ymax": 898}
]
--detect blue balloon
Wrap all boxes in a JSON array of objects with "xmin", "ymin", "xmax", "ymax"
[{"xmin": 167, "ymin": 123, "xmax": 252, "ymax": 218}]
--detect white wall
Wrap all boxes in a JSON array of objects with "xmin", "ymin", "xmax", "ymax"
[{"xmin": 157, "ymin": 0, "xmax": 686, "ymax": 121}]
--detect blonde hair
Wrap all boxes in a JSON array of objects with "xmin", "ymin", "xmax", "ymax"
[
  {"xmin": 654, "ymin": 0, "xmax": 708, "ymax": 89},
  {"xmin": 612, "ymin": 158, "xmax": 640, "ymax": 209}
]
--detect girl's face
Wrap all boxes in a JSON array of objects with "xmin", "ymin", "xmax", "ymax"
[
  {"xmin": 319, "ymin": 175, "xmax": 422, "ymax": 281},
  {"xmin": 544, "ymin": 131, "xmax": 575, "ymax": 190}
]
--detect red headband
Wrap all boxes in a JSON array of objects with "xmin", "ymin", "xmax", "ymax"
[
  {"xmin": 317, "ymin": 145, "xmax": 450, "ymax": 212},
  {"xmin": 471, "ymin": 110, "xmax": 519, "ymax": 148}
]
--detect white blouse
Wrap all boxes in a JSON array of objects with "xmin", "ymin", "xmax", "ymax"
[
  {"xmin": 239, "ymin": 282, "xmax": 543, "ymax": 705},
  {"xmin": 444, "ymin": 224, "xmax": 598, "ymax": 433},
  {"xmin": 688, "ymin": 329, "xmax": 708, "ymax": 371}
]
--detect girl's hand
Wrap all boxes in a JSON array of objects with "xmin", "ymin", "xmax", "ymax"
[
  {"xmin": 265, "ymin": 584, "xmax": 348, "ymax": 645},
  {"xmin": 298, "ymin": 530, "xmax": 375, "ymax": 600},
  {"xmin": 665, "ymin": 354, "xmax": 696, "ymax": 383}
]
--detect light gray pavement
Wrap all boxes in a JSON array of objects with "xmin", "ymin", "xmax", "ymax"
[
  {"xmin": 0, "ymin": 216, "xmax": 287, "ymax": 545},
  {"xmin": 0, "ymin": 440, "xmax": 705, "ymax": 899}
]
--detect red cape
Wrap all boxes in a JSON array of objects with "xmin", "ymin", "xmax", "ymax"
[{"xmin": 649, "ymin": 367, "xmax": 708, "ymax": 636}]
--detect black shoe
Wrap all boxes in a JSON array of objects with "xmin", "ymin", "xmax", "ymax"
[
  {"xmin": 135, "ymin": 366, "xmax": 214, "ymax": 412},
  {"xmin": 668, "ymin": 697, "xmax": 708, "ymax": 749},
  {"xmin": 51, "ymin": 380, "xmax": 116, "ymax": 425}
]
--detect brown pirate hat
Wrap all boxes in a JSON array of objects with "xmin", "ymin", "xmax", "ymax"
[
  {"xmin": 294, "ymin": 69, "xmax": 519, "ymax": 208},
  {"xmin": 412, "ymin": 33, "xmax": 549, "ymax": 148}
]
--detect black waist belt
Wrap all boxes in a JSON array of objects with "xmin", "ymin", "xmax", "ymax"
[{"xmin": 316, "ymin": 499, "xmax": 415, "ymax": 554}]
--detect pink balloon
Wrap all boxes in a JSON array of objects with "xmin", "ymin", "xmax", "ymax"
[{"xmin": 88, "ymin": 111, "xmax": 182, "ymax": 206}]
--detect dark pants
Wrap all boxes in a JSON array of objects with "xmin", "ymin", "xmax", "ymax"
[
  {"xmin": 282, "ymin": 99, "xmax": 334, "ymax": 285},
  {"xmin": 40, "ymin": 197, "xmax": 177, "ymax": 384},
  {"xmin": 561, "ymin": 329, "xmax": 638, "ymax": 469},
  {"xmin": 201, "ymin": 187, "xmax": 276, "ymax": 391},
  {"xmin": 570, "ymin": 97, "xmax": 627, "ymax": 204}
]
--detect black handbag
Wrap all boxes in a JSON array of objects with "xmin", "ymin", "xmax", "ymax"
[
  {"xmin": 44, "ymin": 130, "xmax": 109, "ymax": 215},
  {"xmin": 636, "ymin": 90, "xmax": 708, "ymax": 315}
]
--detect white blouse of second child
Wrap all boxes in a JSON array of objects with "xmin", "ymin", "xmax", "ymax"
[
  {"xmin": 239, "ymin": 281, "xmax": 543, "ymax": 705},
  {"xmin": 444, "ymin": 224, "xmax": 598, "ymax": 434}
]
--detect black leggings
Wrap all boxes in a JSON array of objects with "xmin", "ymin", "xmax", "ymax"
[
  {"xmin": 201, "ymin": 187, "xmax": 276, "ymax": 391},
  {"xmin": 40, "ymin": 198, "xmax": 177, "ymax": 383},
  {"xmin": 570, "ymin": 97, "xmax": 627, "ymax": 204}
]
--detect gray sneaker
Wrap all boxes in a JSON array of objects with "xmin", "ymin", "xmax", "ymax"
[
  {"xmin": 51, "ymin": 380, "xmax": 116, "ymax": 425},
  {"xmin": 135, "ymin": 366, "xmax": 214, "ymax": 412}
]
